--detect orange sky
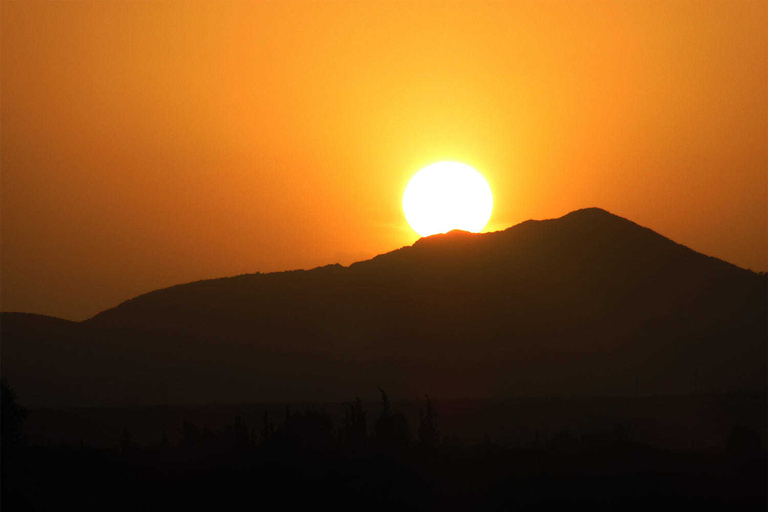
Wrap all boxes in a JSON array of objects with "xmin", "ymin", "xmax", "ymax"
[{"xmin": 2, "ymin": 1, "xmax": 766, "ymax": 321}]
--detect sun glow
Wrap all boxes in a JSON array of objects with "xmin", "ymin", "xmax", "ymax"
[{"xmin": 402, "ymin": 162, "xmax": 493, "ymax": 237}]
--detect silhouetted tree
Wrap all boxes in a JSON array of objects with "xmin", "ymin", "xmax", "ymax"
[
  {"xmin": 275, "ymin": 409, "xmax": 336, "ymax": 452},
  {"xmin": 375, "ymin": 389, "xmax": 392, "ymax": 440},
  {"xmin": 262, "ymin": 410, "xmax": 275, "ymax": 444},
  {"xmin": 159, "ymin": 430, "xmax": 171, "ymax": 450},
  {"xmin": 201, "ymin": 426, "xmax": 216, "ymax": 451},
  {"xmin": 1, "ymin": 379, "xmax": 27, "ymax": 450},
  {"xmin": 120, "ymin": 427, "xmax": 134, "ymax": 455},
  {"xmin": 548, "ymin": 429, "xmax": 576, "ymax": 453},
  {"xmin": 180, "ymin": 420, "xmax": 201, "ymax": 450},
  {"xmin": 417, "ymin": 395, "xmax": 439, "ymax": 449},
  {"xmin": 342, "ymin": 397, "xmax": 367, "ymax": 451},
  {"xmin": 375, "ymin": 389, "xmax": 410, "ymax": 449},
  {"xmin": 232, "ymin": 415, "xmax": 249, "ymax": 449}
]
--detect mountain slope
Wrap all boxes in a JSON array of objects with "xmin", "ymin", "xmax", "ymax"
[{"xmin": 2, "ymin": 208, "xmax": 765, "ymax": 406}]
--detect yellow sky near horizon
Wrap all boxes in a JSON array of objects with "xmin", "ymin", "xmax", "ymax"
[{"xmin": 2, "ymin": 0, "xmax": 766, "ymax": 320}]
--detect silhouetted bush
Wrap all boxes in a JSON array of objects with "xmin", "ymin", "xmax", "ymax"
[
  {"xmin": 374, "ymin": 389, "xmax": 411, "ymax": 450},
  {"xmin": 341, "ymin": 397, "xmax": 367, "ymax": 452},
  {"xmin": 179, "ymin": 419, "xmax": 201, "ymax": 450},
  {"xmin": 272, "ymin": 408, "xmax": 336, "ymax": 453}
]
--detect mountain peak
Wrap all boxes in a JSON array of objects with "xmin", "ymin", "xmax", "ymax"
[
  {"xmin": 558, "ymin": 207, "xmax": 629, "ymax": 224},
  {"xmin": 538, "ymin": 206, "xmax": 654, "ymax": 240},
  {"xmin": 410, "ymin": 209, "xmax": 623, "ymax": 250},
  {"xmin": 568, "ymin": 206, "xmax": 613, "ymax": 215}
]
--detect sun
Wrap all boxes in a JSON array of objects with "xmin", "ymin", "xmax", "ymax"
[{"xmin": 403, "ymin": 161, "xmax": 493, "ymax": 237}]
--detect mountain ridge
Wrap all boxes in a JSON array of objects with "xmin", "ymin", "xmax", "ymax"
[
  {"xmin": 2, "ymin": 207, "xmax": 765, "ymax": 406},
  {"xmin": 87, "ymin": 207, "xmax": 756, "ymax": 325}
]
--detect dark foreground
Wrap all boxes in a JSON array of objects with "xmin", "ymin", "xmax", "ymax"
[
  {"xmin": 3, "ymin": 392, "xmax": 766, "ymax": 510},
  {"xmin": 4, "ymin": 429, "xmax": 766, "ymax": 510}
]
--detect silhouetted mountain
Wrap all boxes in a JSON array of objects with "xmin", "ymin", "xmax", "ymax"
[{"xmin": 2, "ymin": 208, "xmax": 765, "ymax": 406}]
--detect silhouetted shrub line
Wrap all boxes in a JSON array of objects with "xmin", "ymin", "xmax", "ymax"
[{"xmin": 3, "ymin": 383, "xmax": 766, "ymax": 509}]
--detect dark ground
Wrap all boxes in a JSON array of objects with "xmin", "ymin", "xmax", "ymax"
[{"xmin": 3, "ymin": 391, "xmax": 766, "ymax": 510}]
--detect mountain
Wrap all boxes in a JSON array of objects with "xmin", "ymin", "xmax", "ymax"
[{"xmin": 2, "ymin": 208, "xmax": 765, "ymax": 406}]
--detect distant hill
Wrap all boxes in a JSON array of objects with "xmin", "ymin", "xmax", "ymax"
[{"xmin": 2, "ymin": 208, "xmax": 765, "ymax": 406}]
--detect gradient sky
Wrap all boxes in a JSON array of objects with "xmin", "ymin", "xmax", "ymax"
[{"xmin": 2, "ymin": 1, "xmax": 766, "ymax": 321}]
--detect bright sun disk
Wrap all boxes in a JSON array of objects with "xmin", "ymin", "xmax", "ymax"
[{"xmin": 403, "ymin": 161, "xmax": 493, "ymax": 237}]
